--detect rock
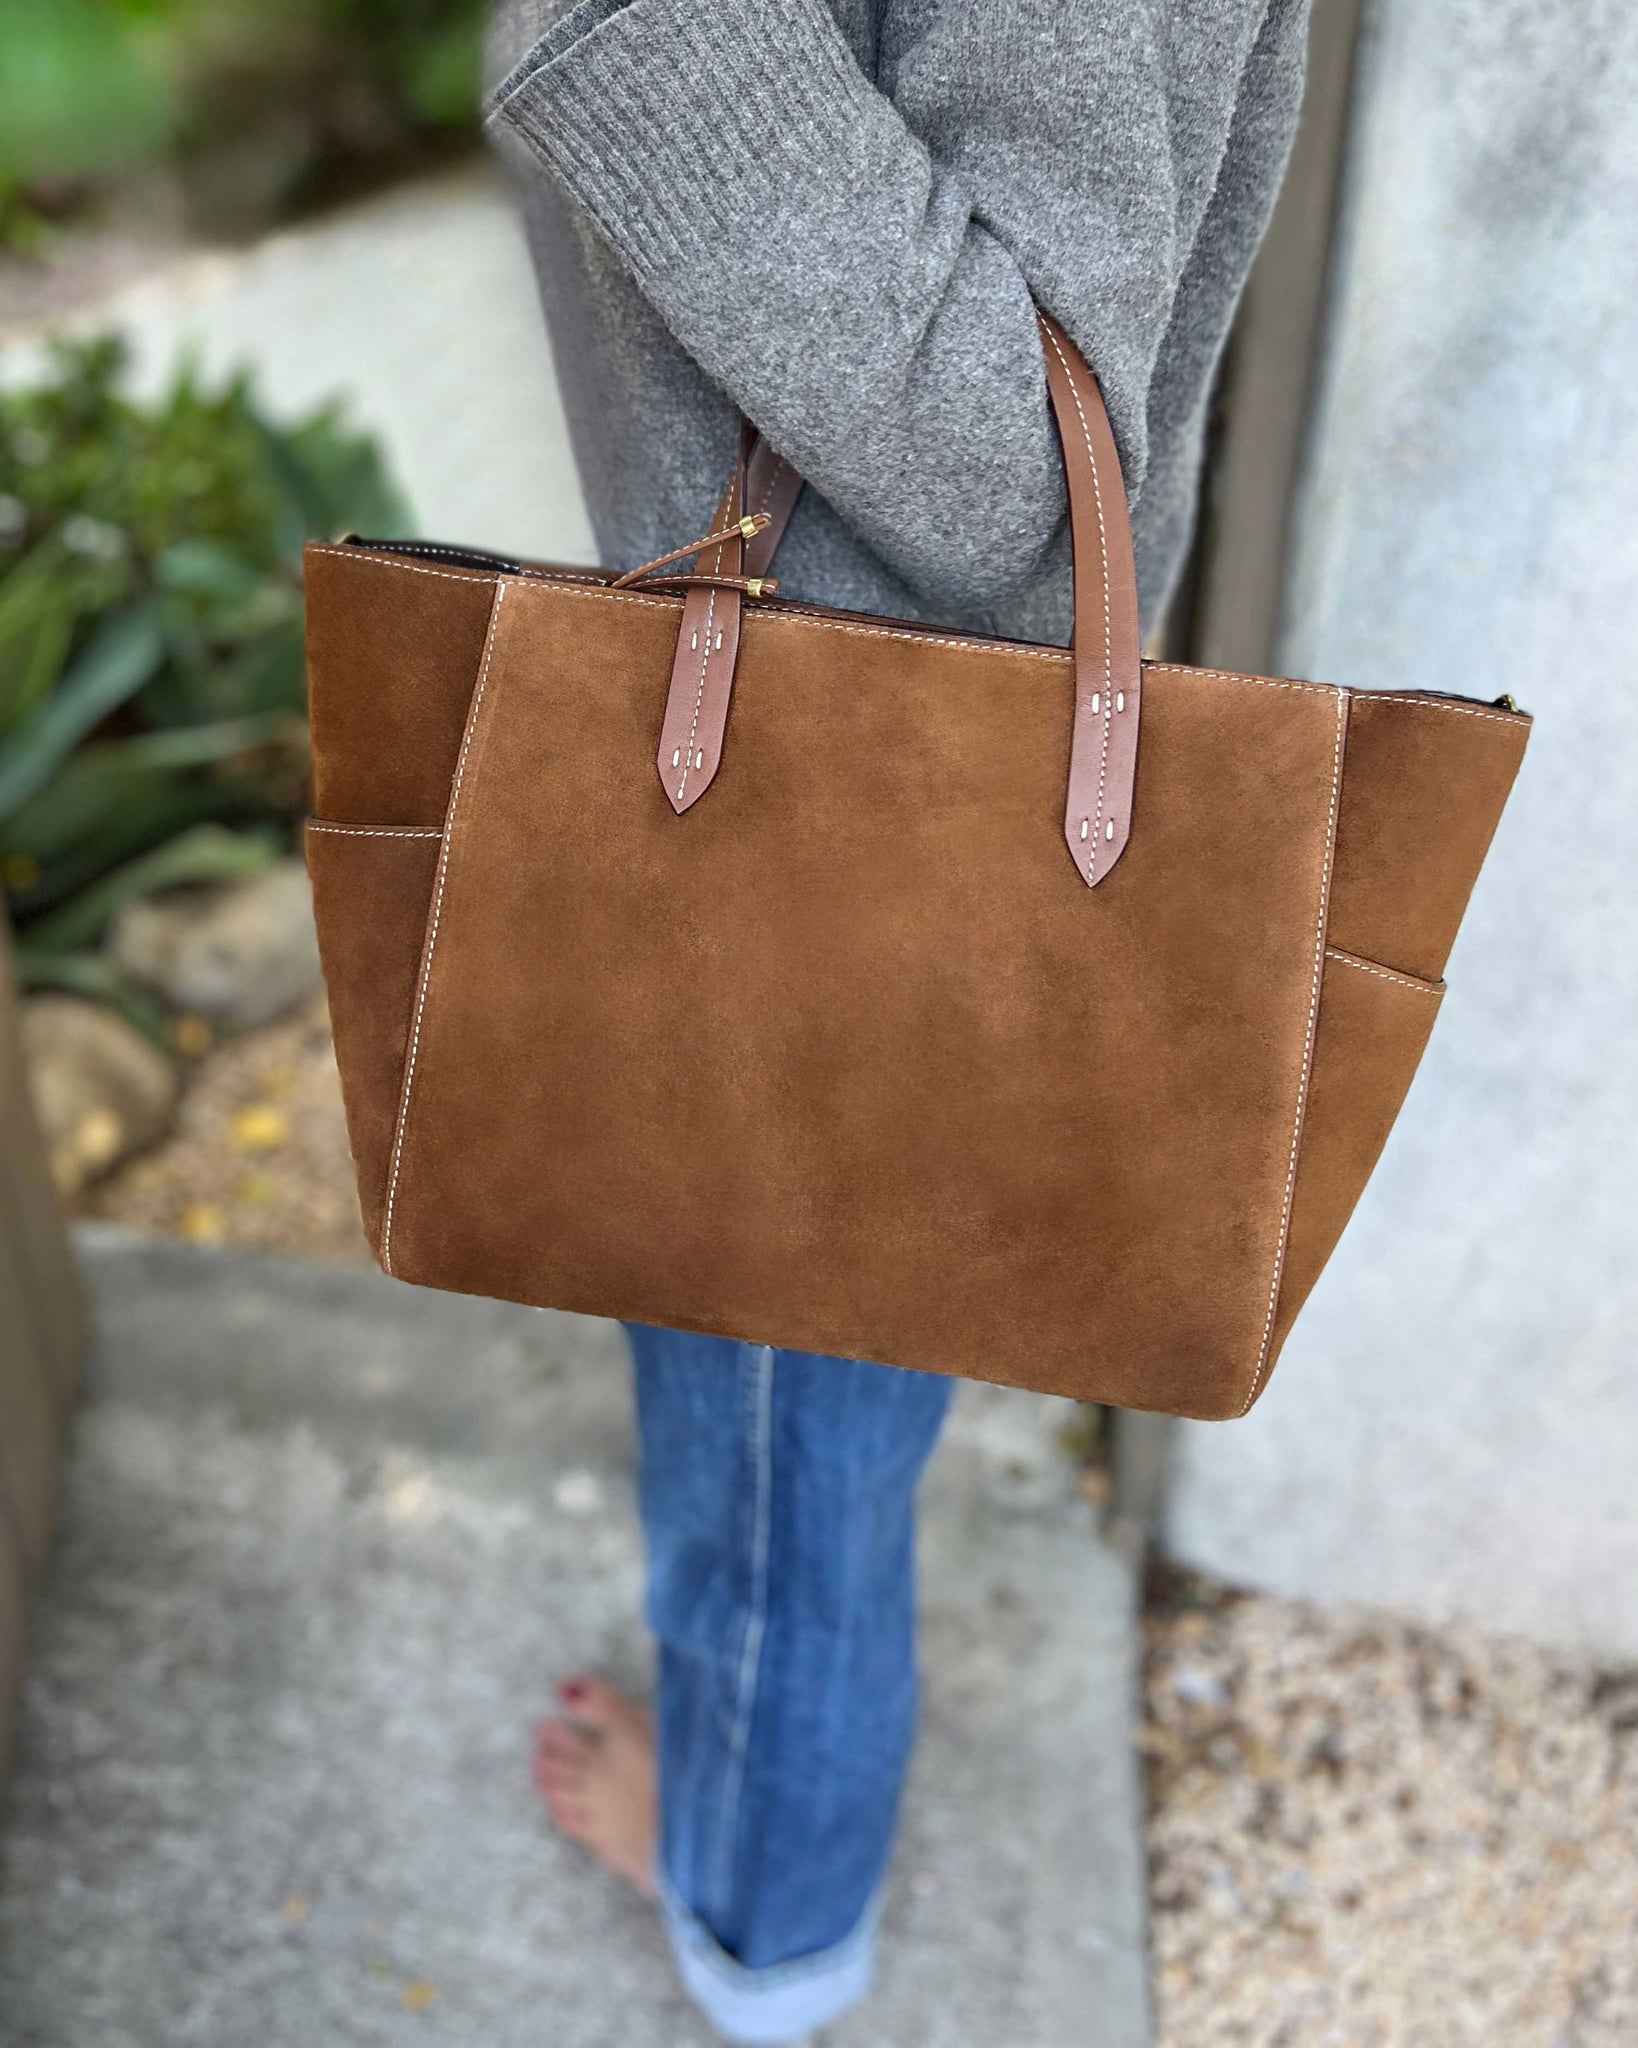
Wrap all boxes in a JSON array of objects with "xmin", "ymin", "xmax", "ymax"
[
  {"xmin": 20, "ymin": 998, "xmax": 179, "ymax": 1197},
  {"xmin": 108, "ymin": 860, "xmax": 321, "ymax": 1030}
]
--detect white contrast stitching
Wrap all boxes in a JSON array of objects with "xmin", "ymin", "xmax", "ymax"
[
  {"xmin": 308, "ymin": 541, "xmax": 600, "ymax": 591},
  {"xmin": 310, "ymin": 548, "xmax": 1341, "ymax": 691},
  {"xmin": 674, "ymin": 588, "xmax": 717, "ymax": 803},
  {"xmin": 1240, "ymin": 687, "xmax": 1348, "ymax": 1417},
  {"xmin": 746, "ymin": 601, "xmax": 1070, "ymax": 664},
  {"xmin": 379, "ymin": 580, "xmax": 507, "ymax": 1276},
  {"xmin": 752, "ymin": 453, "xmax": 790, "ymax": 521},
  {"xmin": 309, "ymin": 550, "xmax": 1521, "ymax": 747},
  {"xmin": 1324, "ymin": 947, "xmax": 1444, "ymax": 996},
  {"xmin": 306, "ymin": 822, "xmax": 441, "ymax": 839},
  {"xmin": 1146, "ymin": 662, "xmax": 1335, "ymax": 699},
  {"xmin": 306, "ymin": 544, "xmax": 495, "ymax": 587},
  {"xmin": 1348, "ymin": 692, "xmax": 1529, "ymax": 729},
  {"xmin": 669, "ymin": 477, "xmax": 747, "ymax": 800},
  {"xmin": 1041, "ymin": 322, "xmax": 1114, "ymax": 879}
]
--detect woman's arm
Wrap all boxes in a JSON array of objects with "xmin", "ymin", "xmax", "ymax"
[{"xmin": 488, "ymin": 0, "xmax": 1305, "ymax": 615}]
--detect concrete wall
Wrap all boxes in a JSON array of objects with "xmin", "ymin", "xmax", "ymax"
[{"xmin": 1164, "ymin": 1, "xmax": 1638, "ymax": 1659}]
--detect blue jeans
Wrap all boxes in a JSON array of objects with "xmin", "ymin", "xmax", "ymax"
[{"xmin": 628, "ymin": 1328, "xmax": 955, "ymax": 2044}]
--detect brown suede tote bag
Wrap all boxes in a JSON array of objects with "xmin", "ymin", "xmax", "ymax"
[{"xmin": 303, "ymin": 314, "xmax": 1528, "ymax": 1419}]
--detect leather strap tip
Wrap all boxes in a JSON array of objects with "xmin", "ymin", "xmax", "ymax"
[
  {"xmin": 1065, "ymin": 816, "xmax": 1131, "ymax": 889},
  {"xmin": 658, "ymin": 748, "xmax": 717, "ymax": 814}
]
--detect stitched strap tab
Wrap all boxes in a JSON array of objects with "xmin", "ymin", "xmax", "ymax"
[
  {"xmin": 653, "ymin": 425, "xmax": 753, "ymax": 812},
  {"xmin": 653, "ymin": 433, "xmax": 803, "ymax": 814}
]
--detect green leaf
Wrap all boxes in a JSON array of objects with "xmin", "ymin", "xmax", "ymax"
[
  {"xmin": 54, "ymin": 712, "xmax": 296, "ymax": 778},
  {"xmin": 22, "ymin": 820, "xmax": 281, "ymax": 954},
  {"xmin": 401, "ymin": 19, "xmax": 484, "ymax": 128},
  {"xmin": 0, "ymin": 0, "xmax": 177, "ymax": 184},
  {"xmin": 1, "ymin": 712, "xmax": 300, "ymax": 913},
  {"xmin": 0, "ymin": 601, "xmax": 166, "ymax": 821},
  {"xmin": 12, "ymin": 947, "xmax": 172, "ymax": 1048},
  {"xmin": 205, "ymin": 619, "xmax": 307, "ymax": 720},
  {"xmin": 0, "ymin": 323, "xmax": 401, "ymax": 959},
  {"xmin": 153, "ymin": 537, "xmax": 264, "ymax": 599},
  {"xmin": 0, "ymin": 599, "xmax": 74, "ymax": 738},
  {"xmin": 0, "ymin": 535, "xmax": 113, "ymax": 738},
  {"xmin": 256, "ymin": 409, "xmax": 414, "ymax": 551}
]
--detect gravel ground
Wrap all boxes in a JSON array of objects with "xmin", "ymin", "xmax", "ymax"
[
  {"xmin": 78, "ymin": 994, "xmax": 369, "ymax": 1265},
  {"xmin": 84, "ymin": 1009, "xmax": 1638, "ymax": 2046},
  {"xmin": 1143, "ymin": 1568, "xmax": 1638, "ymax": 2047}
]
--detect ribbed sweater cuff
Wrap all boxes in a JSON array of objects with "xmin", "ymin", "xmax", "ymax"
[{"xmin": 486, "ymin": 0, "xmax": 895, "ymax": 285}]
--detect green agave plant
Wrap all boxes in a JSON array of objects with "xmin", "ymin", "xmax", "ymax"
[{"xmin": 0, "ymin": 333, "xmax": 411, "ymax": 1039}]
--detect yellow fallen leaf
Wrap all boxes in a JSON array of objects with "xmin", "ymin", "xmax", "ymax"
[
  {"xmin": 74, "ymin": 1106, "xmax": 124, "ymax": 1171},
  {"xmin": 401, "ymin": 1981, "xmax": 438, "ymax": 2012},
  {"xmin": 279, "ymin": 1893, "xmax": 309, "ymax": 1925},
  {"xmin": 236, "ymin": 1172, "xmax": 278, "ymax": 1209},
  {"xmin": 172, "ymin": 1014, "xmax": 214, "ymax": 1058},
  {"xmin": 230, "ymin": 1105, "xmax": 290, "ymax": 1153},
  {"xmin": 179, "ymin": 1203, "xmax": 226, "ymax": 1245}
]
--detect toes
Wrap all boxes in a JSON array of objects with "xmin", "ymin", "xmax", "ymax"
[
  {"xmin": 558, "ymin": 1674, "xmax": 618, "ymax": 1726},
  {"xmin": 558, "ymin": 1678, "xmax": 653, "ymax": 1753},
  {"xmin": 533, "ymin": 1748, "xmax": 578, "ymax": 1796},
  {"xmin": 536, "ymin": 1744, "xmax": 581, "ymax": 1794},
  {"xmin": 537, "ymin": 1719, "xmax": 591, "ymax": 1761},
  {"xmin": 542, "ymin": 1783, "xmax": 590, "ymax": 1839},
  {"xmin": 533, "ymin": 1722, "xmax": 591, "ymax": 1804},
  {"xmin": 534, "ymin": 1744, "xmax": 591, "ymax": 1836},
  {"xmin": 535, "ymin": 1748, "xmax": 587, "ymax": 1796}
]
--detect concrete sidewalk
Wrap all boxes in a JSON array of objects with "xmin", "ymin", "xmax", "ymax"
[{"xmin": 0, "ymin": 1231, "xmax": 1149, "ymax": 2047}]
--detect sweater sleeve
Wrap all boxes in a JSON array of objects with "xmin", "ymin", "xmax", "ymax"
[{"xmin": 487, "ymin": 0, "xmax": 1287, "ymax": 615}]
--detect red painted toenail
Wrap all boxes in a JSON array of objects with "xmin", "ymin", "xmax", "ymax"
[{"xmin": 562, "ymin": 1680, "xmax": 586, "ymax": 1702}]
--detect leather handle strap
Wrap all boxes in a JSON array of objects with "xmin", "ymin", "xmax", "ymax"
[
  {"xmin": 741, "ymin": 438, "xmax": 804, "ymax": 578},
  {"xmin": 655, "ymin": 312, "xmax": 1142, "ymax": 888},
  {"xmin": 1037, "ymin": 310, "xmax": 1142, "ymax": 886}
]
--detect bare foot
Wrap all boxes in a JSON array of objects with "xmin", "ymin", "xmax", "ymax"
[{"xmin": 533, "ymin": 1677, "xmax": 658, "ymax": 1898}]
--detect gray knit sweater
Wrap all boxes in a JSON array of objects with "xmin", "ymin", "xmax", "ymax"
[{"xmin": 486, "ymin": 0, "xmax": 1310, "ymax": 640}]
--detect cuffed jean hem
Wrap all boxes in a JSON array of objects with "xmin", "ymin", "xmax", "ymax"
[{"xmin": 657, "ymin": 1868, "xmax": 881, "ymax": 2045}]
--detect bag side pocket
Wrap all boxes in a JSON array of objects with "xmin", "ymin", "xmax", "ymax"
[
  {"xmin": 1263, "ymin": 946, "xmax": 1446, "ymax": 1386},
  {"xmin": 304, "ymin": 822, "xmax": 442, "ymax": 1258}
]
